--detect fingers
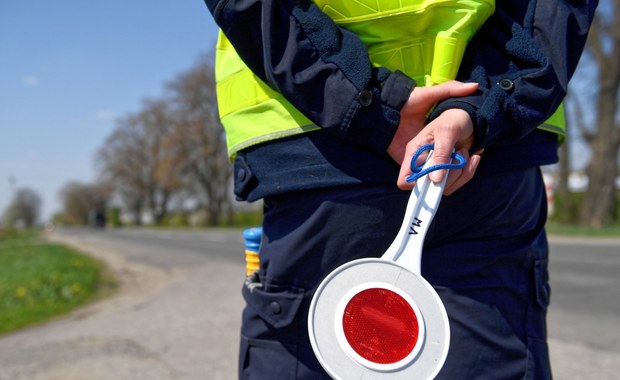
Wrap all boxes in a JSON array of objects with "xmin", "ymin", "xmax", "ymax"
[
  {"xmin": 443, "ymin": 150, "xmax": 482, "ymax": 195},
  {"xmin": 404, "ymin": 81, "xmax": 478, "ymax": 118},
  {"xmin": 426, "ymin": 109, "xmax": 473, "ymax": 184},
  {"xmin": 395, "ymin": 83, "xmax": 479, "ymax": 192},
  {"xmin": 396, "ymin": 151, "xmax": 482, "ymax": 193},
  {"xmin": 395, "ymin": 149, "xmax": 482, "ymax": 193},
  {"xmin": 395, "ymin": 108, "xmax": 477, "ymax": 192},
  {"xmin": 419, "ymin": 81, "xmax": 478, "ymax": 106},
  {"xmin": 392, "ymin": 82, "xmax": 475, "ymax": 165},
  {"xmin": 427, "ymin": 143, "xmax": 454, "ymax": 183}
]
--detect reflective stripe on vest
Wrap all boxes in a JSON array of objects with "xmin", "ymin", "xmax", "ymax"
[{"xmin": 540, "ymin": 102, "xmax": 566, "ymax": 143}]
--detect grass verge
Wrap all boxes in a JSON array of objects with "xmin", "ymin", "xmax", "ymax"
[
  {"xmin": 546, "ymin": 221, "xmax": 620, "ymax": 238},
  {"xmin": 0, "ymin": 229, "xmax": 115, "ymax": 335}
]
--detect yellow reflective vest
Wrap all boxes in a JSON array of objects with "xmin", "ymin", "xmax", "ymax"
[{"xmin": 215, "ymin": 0, "xmax": 564, "ymax": 158}]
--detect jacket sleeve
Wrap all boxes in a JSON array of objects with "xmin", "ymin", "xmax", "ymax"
[
  {"xmin": 429, "ymin": 0, "xmax": 598, "ymax": 150},
  {"xmin": 204, "ymin": 0, "xmax": 415, "ymax": 153}
]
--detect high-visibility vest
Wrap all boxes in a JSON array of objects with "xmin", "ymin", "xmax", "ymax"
[
  {"xmin": 216, "ymin": 0, "xmax": 564, "ymax": 158},
  {"xmin": 539, "ymin": 102, "xmax": 566, "ymax": 141}
]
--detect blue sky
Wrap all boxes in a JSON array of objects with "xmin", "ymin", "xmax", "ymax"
[{"xmin": 0, "ymin": 1, "xmax": 220, "ymax": 221}]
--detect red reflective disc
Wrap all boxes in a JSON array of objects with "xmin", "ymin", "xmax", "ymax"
[{"xmin": 342, "ymin": 288, "xmax": 419, "ymax": 364}]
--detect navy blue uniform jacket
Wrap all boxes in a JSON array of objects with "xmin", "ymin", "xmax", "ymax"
[{"xmin": 205, "ymin": 0, "xmax": 598, "ymax": 201}]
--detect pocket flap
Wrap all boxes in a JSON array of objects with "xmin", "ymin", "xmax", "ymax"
[
  {"xmin": 534, "ymin": 258, "xmax": 550, "ymax": 308},
  {"xmin": 242, "ymin": 284, "xmax": 305, "ymax": 329}
]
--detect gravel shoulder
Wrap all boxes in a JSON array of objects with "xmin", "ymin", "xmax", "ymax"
[{"xmin": 0, "ymin": 232, "xmax": 244, "ymax": 380}]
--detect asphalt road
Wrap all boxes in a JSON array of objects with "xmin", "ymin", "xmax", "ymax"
[
  {"xmin": 0, "ymin": 228, "xmax": 618, "ymax": 379},
  {"xmin": 547, "ymin": 236, "xmax": 620, "ymax": 353}
]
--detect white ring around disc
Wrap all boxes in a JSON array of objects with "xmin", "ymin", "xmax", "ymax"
[{"xmin": 308, "ymin": 258, "xmax": 449, "ymax": 380}]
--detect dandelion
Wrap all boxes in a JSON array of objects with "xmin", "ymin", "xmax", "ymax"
[
  {"xmin": 15, "ymin": 286, "xmax": 27, "ymax": 298},
  {"xmin": 71, "ymin": 259, "xmax": 84, "ymax": 267},
  {"xmin": 71, "ymin": 283, "xmax": 82, "ymax": 293}
]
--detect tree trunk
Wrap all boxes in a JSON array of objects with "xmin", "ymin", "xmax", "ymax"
[
  {"xmin": 578, "ymin": 1, "xmax": 620, "ymax": 227},
  {"xmin": 579, "ymin": 84, "xmax": 619, "ymax": 227}
]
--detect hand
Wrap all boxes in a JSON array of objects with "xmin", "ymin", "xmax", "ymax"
[
  {"xmin": 387, "ymin": 81, "xmax": 478, "ymax": 165},
  {"xmin": 396, "ymin": 108, "xmax": 483, "ymax": 195}
]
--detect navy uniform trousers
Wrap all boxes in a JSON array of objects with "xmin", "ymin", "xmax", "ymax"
[{"xmin": 238, "ymin": 165, "xmax": 552, "ymax": 380}]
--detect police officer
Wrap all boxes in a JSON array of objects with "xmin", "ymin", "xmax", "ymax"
[{"xmin": 204, "ymin": 0, "xmax": 598, "ymax": 378}]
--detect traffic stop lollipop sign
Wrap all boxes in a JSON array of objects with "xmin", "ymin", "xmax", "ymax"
[{"xmin": 308, "ymin": 146, "xmax": 465, "ymax": 380}]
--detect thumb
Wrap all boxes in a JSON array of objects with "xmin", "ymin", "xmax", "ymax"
[
  {"xmin": 428, "ymin": 146, "xmax": 454, "ymax": 184},
  {"xmin": 426, "ymin": 81, "xmax": 478, "ymax": 101}
]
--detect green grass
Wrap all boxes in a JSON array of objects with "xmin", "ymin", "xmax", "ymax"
[
  {"xmin": 546, "ymin": 221, "xmax": 620, "ymax": 238},
  {"xmin": 0, "ymin": 229, "xmax": 113, "ymax": 334}
]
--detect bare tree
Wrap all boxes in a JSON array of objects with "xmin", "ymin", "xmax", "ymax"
[
  {"xmin": 98, "ymin": 101, "xmax": 188, "ymax": 225},
  {"xmin": 3, "ymin": 187, "xmax": 42, "ymax": 228},
  {"xmin": 577, "ymin": 1, "xmax": 620, "ymax": 226},
  {"xmin": 97, "ymin": 115, "xmax": 150, "ymax": 225},
  {"xmin": 136, "ymin": 99, "xmax": 185, "ymax": 224},
  {"xmin": 59, "ymin": 182, "xmax": 110, "ymax": 225},
  {"xmin": 95, "ymin": 55, "xmax": 235, "ymax": 226},
  {"xmin": 166, "ymin": 55, "xmax": 234, "ymax": 226}
]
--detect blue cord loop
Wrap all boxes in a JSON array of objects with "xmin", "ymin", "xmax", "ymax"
[{"xmin": 405, "ymin": 144, "xmax": 467, "ymax": 183}]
